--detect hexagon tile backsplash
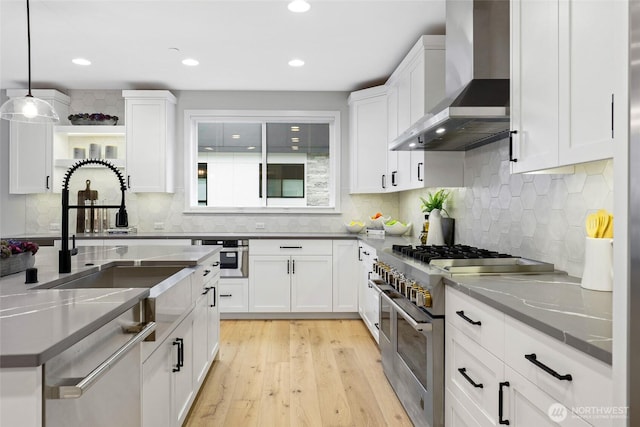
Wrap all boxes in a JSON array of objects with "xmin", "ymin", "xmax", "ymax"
[{"xmin": 399, "ymin": 138, "xmax": 614, "ymax": 277}]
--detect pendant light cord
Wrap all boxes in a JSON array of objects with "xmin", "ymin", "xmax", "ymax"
[{"xmin": 26, "ymin": 0, "xmax": 32, "ymax": 97}]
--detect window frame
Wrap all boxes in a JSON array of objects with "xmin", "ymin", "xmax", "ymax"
[{"xmin": 184, "ymin": 109, "xmax": 341, "ymax": 214}]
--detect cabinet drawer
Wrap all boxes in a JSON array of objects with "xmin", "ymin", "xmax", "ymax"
[
  {"xmin": 219, "ymin": 279, "xmax": 249, "ymax": 313},
  {"xmin": 504, "ymin": 318, "xmax": 612, "ymax": 422},
  {"xmin": 446, "ymin": 287, "xmax": 505, "ymax": 359},
  {"xmin": 446, "ymin": 323, "xmax": 503, "ymax": 427},
  {"xmin": 249, "ymin": 239, "xmax": 332, "ymax": 256},
  {"xmin": 445, "ymin": 389, "xmax": 483, "ymax": 427}
]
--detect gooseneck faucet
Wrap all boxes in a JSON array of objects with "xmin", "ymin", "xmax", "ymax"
[{"xmin": 59, "ymin": 159, "xmax": 128, "ymax": 273}]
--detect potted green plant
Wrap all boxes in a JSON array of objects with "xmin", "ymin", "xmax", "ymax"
[{"xmin": 419, "ymin": 189, "xmax": 454, "ymax": 245}]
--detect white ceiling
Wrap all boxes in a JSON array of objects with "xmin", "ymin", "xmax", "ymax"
[{"xmin": 0, "ymin": 0, "xmax": 446, "ymax": 92}]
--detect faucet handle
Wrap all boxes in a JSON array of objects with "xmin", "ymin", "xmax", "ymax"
[
  {"xmin": 70, "ymin": 234, "xmax": 78, "ymax": 255},
  {"xmin": 115, "ymin": 208, "xmax": 128, "ymax": 228}
]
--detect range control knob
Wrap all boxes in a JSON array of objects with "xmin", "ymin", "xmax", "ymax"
[{"xmin": 422, "ymin": 290, "xmax": 433, "ymax": 308}]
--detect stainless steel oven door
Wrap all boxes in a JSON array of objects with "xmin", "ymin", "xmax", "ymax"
[
  {"xmin": 380, "ymin": 290, "xmax": 444, "ymax": 427},
  {"xmin": 379, "ymin": 288, "xmax": 393, "ymax": 374}
]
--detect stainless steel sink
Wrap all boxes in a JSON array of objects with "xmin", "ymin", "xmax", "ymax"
[{"xmin": 54, "ymin": 266, "xmax": 184, "ymax": 289}]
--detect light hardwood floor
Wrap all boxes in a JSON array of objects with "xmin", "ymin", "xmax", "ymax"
[{"xmin": 185, "ymin": 319, "xmax": 413, "ymax": 427}]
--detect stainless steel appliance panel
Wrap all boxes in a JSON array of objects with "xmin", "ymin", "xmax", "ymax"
[{"xmin": 199, "ymin": 239, "xmax": 248, "ymax": 278}]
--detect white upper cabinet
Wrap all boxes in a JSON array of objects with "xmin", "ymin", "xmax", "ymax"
[
  {"xmin": 349, "ymin": 86, "xmax": 389, "ymax": 193},
  {"xmin": 7, "ymin": 89, "xmax": 70, "ymax": 194},
  {"xmin": 511, "ymin": 0, "xmax": 626, "ymax": 173},
  {"xmin": 122, "ymin": 90, "xmax": 176, "ymax": 192}
]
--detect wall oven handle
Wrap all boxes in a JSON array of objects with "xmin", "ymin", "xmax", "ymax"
[
  {"xmin": 458, "ymin": 368, "xmax": 484, "ymax": 388},
  {"xmin": 499, "ymin": 381, "xmax": 510, "ymax": 425},
  {"xmin": 456, "ymin": 310, "xmax": 482, "ymax": 326},
  {"xmin": 524, "ymin": 353, "xmax": 572, "ymax": 381},
  {"xmin": 379, "ymin": 290, "xmax": 432, "ymax": 333},
  {"xmin": 45, "ymin": 322, "xmax": 156, "ymax": 399}
]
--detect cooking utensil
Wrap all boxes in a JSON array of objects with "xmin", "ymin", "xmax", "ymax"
[
  {"xmin": 76, "ymin": 180, "xmax": 98, "ymax": 233},
  {"xmin": 602, "ymin": 213, "xmax": 614, "ymax": 238},
  {"xmin": 585, "ymin": 213, "xmax": 599, "ymax": 238},
  {"xmin": 596, "ymin": 210, "xmax": 609, "ymax": 238}
]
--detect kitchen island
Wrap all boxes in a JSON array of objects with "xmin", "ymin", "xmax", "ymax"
[{"xmin": 0, "ymin": 244, "xmax": 221, "ymax": 427}]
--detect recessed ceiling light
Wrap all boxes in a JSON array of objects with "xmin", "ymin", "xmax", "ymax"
[
  {"xmin": 291, "ymin": 126, "xmax": 300, "ymax": 132},
  {"xmin": 291, "ymin": 146, "xmax": 299, "ymax": 151},
  {"xmin": 72, "ymin": 58, "xmax": 91, "ymax": 66},
  {"xmin": 231, "ymin": 134, "xmax": 240, "ymax": 139},
  {"xmin": 409, "ymin": 142, "xmax": 417, "ymax": 148},
  {"xmin": 182, "ymin": 58, "xmax": 199, "ymax": 66},
  {"xmin": 288, "ymin": 58, "xmax": 305, "ymax": 67},
  {"xmin": 204, "ymin": 147, "xmax": 214, "ymax": 151},
  {"xmin": 436, "ymin": 127, "xmax": 446, "ymax": 134},
  {"xmin": 291, "ymin": 137, "xmax": 300, "ymax": 143},
  {"xmin": 247, "ymin": 146, "xmax": 256, "ymax": 150},
  {"xmin": 288, "ymin": 0, "xmax": 310, "ymax": 13}
]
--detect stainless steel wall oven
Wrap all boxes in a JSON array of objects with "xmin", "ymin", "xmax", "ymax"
[{"xmin": 197, "ymin": 239, "xmax": 248, "ymax": 278}]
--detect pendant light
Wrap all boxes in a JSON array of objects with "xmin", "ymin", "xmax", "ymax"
[{"xmin": 0, "ymin": 0, "xmax": 59, "ymax": 124}]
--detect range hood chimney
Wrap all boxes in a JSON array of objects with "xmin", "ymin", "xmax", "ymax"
[{"xmin": 390, "ymin": 0, "xmax": 510, "ymax": 151}]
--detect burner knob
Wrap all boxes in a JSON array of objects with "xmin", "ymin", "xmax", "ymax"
[{"xmin": 422, "ymin": 290, "xmax": 432, "ymax": 308}]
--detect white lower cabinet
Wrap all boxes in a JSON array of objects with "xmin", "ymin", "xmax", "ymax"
[
  {"xmin": 142, "ymin": 311, "xmax": 194, "ymax": 427},
  {"xmin": 357, "ymin": 242, "xmax": 379, "ymax": 342},
  {"xmin": 332, "ymin": 240, "xmax": 359, "ymax": 312},
  {"xmin": 445, "ymin": 287, "xmax": 612, "ymax": 427},
  {"xmin": 219, "ymin": 278, "xmax": 249, "ymax": 312},
  {"xmin": 290, "ymin": 256, "xmax": 333, "ymax": 312}
]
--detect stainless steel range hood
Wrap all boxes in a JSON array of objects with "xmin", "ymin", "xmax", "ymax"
[{"xmin": 390, "ymin": 0, "xmax": 510, "ymax": 151}]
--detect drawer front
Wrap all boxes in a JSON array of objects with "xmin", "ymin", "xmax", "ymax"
[
  {"xmin": 446, "ymin": 323, "xmax": 503, "ymax": 427},
  {"xmin": 446, "ymin": 287, "xmax": 505, "ymax": 359},
  {"xmin": 445, "ymin": 389, "xmax": 484, "ymax": 427},
  {"xmin": 219, "ymin": 279, "xmax": 249, "ymax": 312},
  {"xmin": 504, "ymin": 318, "xmax": 613, "ymax": 424},
  {"xmin": 249, "ymin": 239, "xmax": 332, "ymax": 256}
]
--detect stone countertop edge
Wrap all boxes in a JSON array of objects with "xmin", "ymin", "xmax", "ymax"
[
  {"xmin": 0, "ymin": 288, "xmax": 149, "ymax": 368},
  {"xmin": 444, "ymin": 278, "xmax": 612, "ymax": 365},
  {"xmin": 7, "ymin": 232, "xmax": 363, "ymax": 241}
]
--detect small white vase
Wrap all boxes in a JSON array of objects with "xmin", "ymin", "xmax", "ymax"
[{"xmin": 426, "ymin": 209, "xmax": 445, "ymax": 245}]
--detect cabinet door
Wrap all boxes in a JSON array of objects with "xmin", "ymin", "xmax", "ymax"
[
  {"xmin": 558, "ymin": 0, "xmax": 624, "ymax": 165},
  {"xmin": 219, "ymin": 278, "xmax": 249, "ymax": 312},
  {"xmin": 510, "ymin": 0, "xmax": 560, "ymax": 173},
  {"xmin": 192, "ymin": 295, "xmax": 209, "ymax": 388},
  {"xmin": 349, "ymin": 88, "xmax": 389, "ymax": 193},
  {"xmin": 290, "ymin": 255, "xmax": 333, "ymax": 312},
  {"xmin": 207, "ymin": 285, "xmax": 220, "ymax": 361},
  {"xmin": 332, "ymin": 240, "xmax": 359, "ymax": 312},
  {"xmin": 142, "ymin": 338, "xmax": 173, "ymax": 427},
  {"xmin": 249, "ymin": 255, "xmax": 291, "ymax": 312},
  {"xmin": 173, "ymin": 315, "xmax": 194, "ymax": 427},
  {"xmin": 504, "ymin": 366, "xmax": 591, "ymax": 427},
  {"xmin": 10, "ymin": 122, "xmax": 52, "ymax": 194},
  {"xmin": 125, "ymin": 97, "xmax": 175, "ymax": 192}
]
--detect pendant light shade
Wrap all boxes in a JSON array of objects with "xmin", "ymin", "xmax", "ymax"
[
  {"xmin": 0, "ymin": 95, "xmax": 59, "ymax": 123},
  {"xmin": 0, "ymin": 0, "xmax": 59, "ymax": 124}
]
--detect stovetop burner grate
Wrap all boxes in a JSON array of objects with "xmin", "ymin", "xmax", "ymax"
[{"xmin": 392, "ymin": 244, "xmax": 514, "ymax": 263}]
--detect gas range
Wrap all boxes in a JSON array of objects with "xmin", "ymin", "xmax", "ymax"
[{"xmin": 391, "ymin": 244, "xmax": 555, "ymax": 275}]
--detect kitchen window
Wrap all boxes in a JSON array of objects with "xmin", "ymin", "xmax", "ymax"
[{"xmin": 184, "ymin": 110, "xmax": 340, "ymax": 213}]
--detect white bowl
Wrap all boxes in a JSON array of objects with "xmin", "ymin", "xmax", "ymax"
[
  {"xmin": 345, "ymin": 222, "xmax": 366, "ymax": 233},
  {"xmin": 383, "ymin": 221, "xmax": 412, "ymax": 236},
  {"xmin": 367, "ymin": 216, "xmax": 391, "ymax": 229}
]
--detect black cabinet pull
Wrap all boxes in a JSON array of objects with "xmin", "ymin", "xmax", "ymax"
[
  {"xmin": 381, "ymin": 174, "xmax": 386, "ymax": 189},
  {"xmin": 201, "ymin": 286, "xmax": 210, "ymax": 295},
  {"xmin": 172, "ymin": 338, "xmax": 182, "ymax": 372},
  {"xmin": 292, "ymin": 259, "xmax": 295, "ymax": 274},
  {"xmin": 46, "ymin": 175, "xmax": 50, "ymax": 189},
  {"xmin": 417, "ymin": 162, "xmax": 423, "ymax": 182},
  {"xmin": 177, "ymin": 338, "xmax": 184, "ymax": 368},
  {"xmin": 456, "ymin": 310, "xmax": 482, "ymax": 326},
  {"xmin": 280, "ymin": 246, "xmax": 302, "ymax": 249},
  {"xmin": 127, "ymin": 175, "xmax": 131, "ymax": 188},
  {"xmin": 211, "ymin": 261, "xmax": 220, "ymax": 267},
  {"xmin": 203, "ymin": 269, "xmax": 211, "ymax": 277},
  {"xmin": 524, "ymin": 353, "xmax": 572, "ymax": 381},
  {"xmin": 611, "ymin": 93, "xmax": 615, "ymax": 139},
  {"xmin": 220, "ymin": 293, "xmax": 233, "ymax": 297},
  {"xmin": 363, "ymin": 251, "xmax": 370, "ymax": 256},
  {"xmin": 358, "ymin": 246, "xmax": 362, "ymax": 261},
  {"xmin": 391, "ymin": 171, "xmax": 397, "ymax": 186},
  {"xmin": 210, "ymin": 286, "xmax": 216, "ymax": 307},
  {"xmin": 509, "ymin": 130, "xmax": 518, "ymax": 163},
  {"xmin": 287, "ymin": 259, "xmax": 290, "ymax": 274},
  {"xmin": 499, "ymin": 381, "xmax": 510, "ymax": 425},
  {"xmin": 374, "ymin": 322, "xmax": 379, "ymax": 330},
  {"xmin": 458, "ymin": 368, "xmax": 483, "ymax": 388}
]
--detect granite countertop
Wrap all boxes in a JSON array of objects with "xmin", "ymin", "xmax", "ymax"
[
  {"xmin": 0, "ymin": 244, "xmax": 220, "ymax": 368},
  {"xmin": 445, "ymin": 274, "xmax": 612, "ymax": 364}
]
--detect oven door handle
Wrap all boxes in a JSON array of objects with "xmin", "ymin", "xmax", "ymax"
[
  {"xmin": 380, "ymin": 291, "xmax": 432, "ymax": 332},
  {"xmin": 45, "ymin": 322, "xmax": 156, "ymax": 399}
]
